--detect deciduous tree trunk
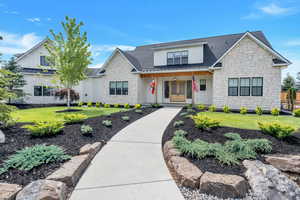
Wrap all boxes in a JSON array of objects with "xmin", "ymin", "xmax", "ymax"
[{"xmin": 67, "ymin": 88, "xmax": 71, "ymax": 108}]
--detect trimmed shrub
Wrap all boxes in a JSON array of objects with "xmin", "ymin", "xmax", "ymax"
[
  {"xmin": 124, "ymin": 103, "xmax": 130, "ymax": 109},
  {"xmin": 293, "ymin": 109, "xmax": 300, "ymax": 117},
  {"xmin": 102, "ymin": 120, "xmax": 112, "ymax": 127},
  {"xmin": 174, "ymin": 129, "xmax": 187, "ymax": 136},
  {"xmin": 223, "ymin": 105, "xmax": 230, "ymax": 113},
  {"xmin": 81, "ymin": 125, "xmax": 93, "ymax": 135},
  {"xmin": 191, "ymin": 114, "xmax": 220, "ymax": 130},
  {"xmin": 173, "ymin": 120, "xmax": 184, "ymax": 127},
  {"xmin": 114, "ymin": 104, "xmax": 119, "ymax": 108},
  {"xmin": 63, "ymin": 114, "xmax": 87, "ymax": 124},
  {"xmin": 134, "ymin": 104, "xmax": 142, "ymax": 109},
  {"xmin": 0, "ymin": 144, "xmax": 70, "ymax": 175},
  {"xmin": 240, "ymin": 107, "xmax": 248, "ymax": 115},
  {"xmin": 179, "ymin": 112, "xmax": 189, "ymax": 117},
  {"xmin": 23, "ymin": 121, "xmax": 65, "ymax": 137},
  {"xmin": 208, "ymin": 105, "xmax": 216, "ymax": 112},
  {"xmin": 151, "ymin": 103, "xmax": 161, "ymax": 108},
  {"xmin": 121, "ymin": 116, "xmax": 130, "ymax": 121},
  {"xmin": 104, "ymin": 104, "xmax": 110, "ymax": 108},
  {"xmin": 78, "ymin": 102, "xmax": 84, "ymax": 107},
  {"xmin": 197, "ymin": 104, "xmax": 206, "ymax": 111},
  {"xmin": 187, "ymin": 108, "xmax": 196, "ymax": 114},
  {"xmin": 186, "ymin": 104, "xmax": 193, "ymax": 109},
  {"xmin": 258, "ymin": 121, "xmax": 295, "ymax": 139},
  {"xmin": 271, "ymin": 108, "xmax": 280, "ymax": 116},
  {"xmin": 95, "ymin": 102, "xmax": 101, "ymax": 108},
  {"xmin": 135, "ymin": 109, "xmax": 143, "ymax": 114},
  {"xmin": 87, "ymin": 102, "xmax": 93, "ymax": 107},
  {"xmin": 255, "ymin": 106, "xmax": 263, "ymax": 115}
]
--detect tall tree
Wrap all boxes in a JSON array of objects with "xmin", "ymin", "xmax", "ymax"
[
  {"xmin": 45, "ymin": 16, "xmax": 92, "ymax": 108},
  {"xmin": 282, "ymin": 74, "xmax": 297, "ymax": 111},
  {"xmin": 2, "ymin": 57, "xmax": 26, "ymax": 103}
]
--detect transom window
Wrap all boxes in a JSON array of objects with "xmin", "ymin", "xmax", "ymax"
[
  {"xmin": 228, "ymin": 78, "xmax": 239, "ymax": 96},
  {"xmin": 167, "ymin": 51, "xmax": 188, "ymax": 65},
  {"xmin": 34, "ymin": 86, "xmax": 55, "ymax": 96},
  {"xmin": 109, "ymin": 81, "xmax": 128, "ymax": 95},
  {"xmin": 240, "ymin": 78, "xmax": 251, "ymax": 96}
]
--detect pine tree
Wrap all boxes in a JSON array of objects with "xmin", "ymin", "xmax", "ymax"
[{"xmin": 45, "ymin": 16, "xmax": 92, "ymax": 108}]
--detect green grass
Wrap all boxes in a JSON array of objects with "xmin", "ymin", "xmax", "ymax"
[
  {"xmin": 196, "ymin": 112, "xmax": 300, "ymax": 130},
  {"xmin": 12, "ymin": 107, "xmax": 126, "ymax": 123}
]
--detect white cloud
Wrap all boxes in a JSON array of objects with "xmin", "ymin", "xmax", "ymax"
[
  {"xmin": 26, "ymin": 18, "xmax": 41, "ymax": 23},
  {"xmin": 4, "ymin": 10, "xmax": 19, "ymax": 15},
  {"xmin": 89, "ymin": 63, "xmax": 103, "ymax": 68},
  {"xmin": 0, "ymin": 31, "xmax": 42, "ymax": 55},
  {"xmin": 259, "ymin": 3, "xmax": 294, "ymax": 15},
  {"xmin": 285, "ymin": 39, "xmax": 300, "ymax": 47},
  {"xmin": 91, "ymin": 44, "xmax": 135, "ymax": 57}
]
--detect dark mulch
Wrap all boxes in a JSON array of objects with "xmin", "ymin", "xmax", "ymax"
[
  {"xmin": 0, "ymin": 107, "xmax": 157, "ymax": 186},
  {"xmin": 55, "ymin": 109, "xmax": 83, "ymax": 113},
  {"xmin": 162, "ymin": 108, "xmax": 300, "ymax": 177}
]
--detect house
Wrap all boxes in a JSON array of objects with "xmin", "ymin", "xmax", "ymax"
[{"xmin": 16, "ymin": 31, "xmax": 291, "ymax": 110}]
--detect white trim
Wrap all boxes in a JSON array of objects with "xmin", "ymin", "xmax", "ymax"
[
  {"xmin": 211, "ymin": 32, "xmax": 291, "ymax": 68},
  {"xmin": 15, "ymin": 39, "xmax": 49, "ymax": 62},
  {"xmin": 133, "ymin": 67, "xmax": 210, "ymax": 74},
  {"xmin": 152, "ymin": 42, "xmax": 207, "ymax": 50}
]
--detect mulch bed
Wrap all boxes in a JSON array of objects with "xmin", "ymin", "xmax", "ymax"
[
  {"xmin": 0, "ymin": 107, "xmax": 157, "ymax": 186},
  {"xmin": 162, "ymin": 108, "xmax": 300, "ymax": 177},
  {"xmin": 55, "ymin": 109, "xmax": 83, "ymax": 113}
]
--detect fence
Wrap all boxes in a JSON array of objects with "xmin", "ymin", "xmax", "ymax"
[{"xmin": 281, "ymin": 92, "xmax": 300, "ymax": 104}]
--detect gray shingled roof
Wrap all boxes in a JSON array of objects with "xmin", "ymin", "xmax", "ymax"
[{"xmin": 122, "ymin": 31, "xmax": 278, "ymax": 72}]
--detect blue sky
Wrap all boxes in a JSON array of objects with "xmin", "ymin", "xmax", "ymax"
[{"xmin": 0, "ymin": 0, "xmax": 299, "ymax": 78}]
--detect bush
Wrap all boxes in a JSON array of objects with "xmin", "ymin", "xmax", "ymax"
[
  {"xmin": 240, "ymin": 107, "xmax": 248, "ymax": 115},
  {"xmin": 173, "ymin": 120, "xmax": 184, "ymax": 127},
  {"xmin": 179, "ymin": 112, "xmax": 189, "ymax": 117},
  {"xmin": 78, "ymin": 102, "xmax": 84, "ymax": 107},
  {"xmin": 223, "ymin": 105, "xmax": 230, "ymax": 113},
  {"xmin": 258, "ymin": 121, "xmax": 295, "ymax": 139},
  {"xmin": 95, "ymin": 102, "xmax": 101, "ymax": 108},
  {"xmin": 104, "ymin": 104, "xmax": 110, "ymax": 108},
  {"xmin": 293, "ymin": 109, "xmax": 300, "ymax": 117},
  {"xmin": 23, "ymin": 121, "xmax": 65, "ymax": 137},
  {"xmin": 102, "ymin": 120, "xmax": 112, "ymax": 127},
  {"xmin": 63, "ymin": 114, "xmax": 87, "ymax": 124},
  {"xmin": 135, "ymin": 109, "xmax": 143, "ymax": 114},
  {"xmin": 81, "ymin": 125, "xmax": 93, "ymax": 135},
  {"xmin": 197, "ymin": 104, "xmax": 206, "ymax": 111},
  {"xmin": 124, "ymin": 103, "xmax": 130, "ymax": 109},
  {"xmin": 255, "ymin": 106, "xmax": 263, "ymax": 115},
  {"xmin": 114, "ymin": 104, "xmax": 119, "ymax": 108},
  {"xmin": 191, "ymin": 114, "xmax": 220, "ymax": 130},
  {"xmin": 121, "ymin": 116, "xmax": 130, "ymax": 121},
  {"xmin": 271, "ymin": 108, "xmax": 280, "ymax": 116},
  {"xmin": 186, "ymin": 104, "xmax": 193, "ymax": 109},
  {"xmin": 151, "ymin": 103, "xmax": 161, "ymax": 108},
  {"xmin": 87, "ymin": 102, "xmax": 93, "ymax": 107},
  {"xmin": 134, "ymin": 104, "xmax": 142, "ymax": 109},
  {"xmin": 174, "ymin": 129, "xmax": 187, "ymax": 136},
  {"xmin": 187, "ymin": 108, "xmax": 196, "ymax": 114},
  {"xmin": 0, "ymin": 144, "xmax": 70, "ymax": 175},
  {"xmin": 208, "ymin": 105, "xmax": 216, "ymax": 112},
  {"xmin": 0, "ymin": 103, "xmax": 16, "ymax": 128}
]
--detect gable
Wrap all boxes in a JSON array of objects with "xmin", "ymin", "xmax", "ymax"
[{"xmin": 104, "ymin": 51, "xmax": 136, "ymax": 75}]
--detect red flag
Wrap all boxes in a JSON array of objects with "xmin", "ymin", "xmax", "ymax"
[
  {"xmin": 150, "ymin": 80, "xmax": 156, "ymax": 95},
  {"xmin": 192, "ymin": 76, "xmax": 198, "ymax": 92}
]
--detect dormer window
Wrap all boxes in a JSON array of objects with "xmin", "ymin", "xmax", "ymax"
[{"xmin": 167, "ymin": 51, "xmax": 188, "ymax": 65}]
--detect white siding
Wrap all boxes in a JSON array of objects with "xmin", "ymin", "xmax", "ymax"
[{"xmin": 17, "ymin": 45, "xmax": 49, "ymax": 68}]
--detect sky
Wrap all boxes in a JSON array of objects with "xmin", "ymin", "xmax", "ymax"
[{"xmin": 0, "ymin": 0, "xmax": 299, "ymax": 79}]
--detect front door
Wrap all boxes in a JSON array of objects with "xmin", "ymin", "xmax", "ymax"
[{"xmin": 170, "ymin": 81, "xmax": 186, "ymax": 102}]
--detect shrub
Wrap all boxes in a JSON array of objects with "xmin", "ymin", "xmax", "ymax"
[
  {"xmin": 151, "ymin": 103, "xmax": 161, "ymax": 108},
  {"xmin": 223, "ymin": 105, "xmax": 230, "ymax": 113},
  {"xmin": 135, "ymin": 109, "xmax": 143, "ymax": 114},
  {"xmin": 134, "ymin": 104, "xmax": 142, "ymax": 109},
  {"xmin": 23, "ymin": 121, "xmax": 65, "ymax": 137},
  {"xmin": 104, "ymin": 104, "xmax": 110, "ymax": 108},
  {"xmin": 173, "ymin": 120, "xmax": 184, "ymax": 127},
  {"xmin": 293, "ymin": 109, "xmax": 300, "ymax": 117},
  {"xmin": 102, "ymin": 120, "xmax": 112, "ymax": 127},
  {"xmin": 197, "ymin": 104, "xmax": 206, "ymax": 111},
  {"xmin": 124, "ymin": 103, "xmax": 130, "ymax": 109},
  {"xmin": 87, "ymin": 102, "xmax": 93, "ymax": 107},
  {"xmin": 114, "ymin": 104, "xmax": 119, "ymax": 108},
  {"xmin": 187, "ymin": 108, "xmax": 196, "ymax": 114},
  {"xmin": 191, "ymin": 114, "xmax": 220, "ymax": 130},
  {"xmin": 179, "ymin": 112, "xmax": 189, "ymax": 117},
  {"xmin": 78, "ymin": 102, "xmax": 84, "ymax": 107},
  {"xmin": 95, "ymin": 102, "xmax": 101, "ymax": 108},
  {"xmin": 255, "ymin": 106, "xmax": 263, "ymax": 115},
  {"xmin": 63, "ymin": 114, "xmax": 87, "ymax": 124},
  {"xmin": 0, "ymin": 144, "xmax": 70, "ymax": 175},
  {"xmin": 240, "ymin": 107, "xmax": 248, "ymax": 115},
  {"xmin": 81, "ymin": 125, "xmax": 93, "ymax": 135},
  {"xmin": 258, "ymin": 121, "xmax": 295, "ymax": 139},
  {"xmin": 0, "ymin": 104, "xmax": 16, "ymax": 128},
  {"xmin": 121, "ymin": 116, "xmax": 130, "ymax": 121},
  {"xmin": 209, "ymin": 105, "xmax": 216, "ymax": 112},
  {"xmin": 271, "ymin": 108, "xmax": 280, "ymax": 116},
  {"xmin": 186, "ymin": 104, "xmax": 193, "ymax": 109},
  {"xmin": 174, "ymin": 129, "xmax": 187, "ymax": 136}
]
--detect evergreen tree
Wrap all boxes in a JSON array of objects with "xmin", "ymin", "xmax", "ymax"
[
  {"xmin": 45, "ymin": 16, "xmax": 92, "ymax": 108},
  {"xmin": 296, "ymin": 72, "xmax": 300, "ymax": 90},
  {"xmin": 282, "ymin": 74, "xmax": 297, "ymax": 111}
]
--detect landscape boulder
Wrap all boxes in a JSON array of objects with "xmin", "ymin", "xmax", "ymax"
[
  {"xmin": 16, "ymin": 180, "xmax": 66, "ymax": 200},
  {"xmin": 79, "ymin": 142, "xmax": 103, "ymax": 159},
  {"xmin": 0, "ymin": 129, "xmax": 5, "ymax": 143},
  {"xmin": 47, "ymin": 154, "xmax": 90, "ymax": 187},
  {"xmin": 168, "ymin": 156, "xmax": 203, "ymax": 188},
  {"xmin": 243, "ymin": 160, "xmax": 300, "ymax": 200},
  {"xmin": 199, "ymin": 172, "xmax": 249, "ymax": 198},
  {"xmin": 163, "ymin": 141, "xmax": 181, "ymax": 161},
  {"xmin": 0, "ymin": 183, "xmax": 22, "ymax": 200},
  {"xmin": 265, "ymin": 154, "xmax": 300, "ymax": 174}
]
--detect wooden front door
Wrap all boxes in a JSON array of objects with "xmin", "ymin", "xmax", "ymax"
[{"xmin": 170, "ymin": 81, "xmax": 186, "ymax": 102}]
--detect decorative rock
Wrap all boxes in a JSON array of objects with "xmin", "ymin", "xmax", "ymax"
[
  {"xmin": 0, "ymin": 183, "xmax": 22, "ymax": 200},
  {"xmin": 47, "ymin": 154, "xmax": 90, "ymax": 187},
  {"xmin": 0, "ymin": 129, "xmax": 5, "ymax": 143},
  {"xmin": 79, "ymin": 142, "xmax": 103, "ymax": 159},
  {"xmin": 16, "ymin": 180, "xmax": 66, "ymax": 200},
  {"xmin": 265, "ymin": 154, "xmax": 300, "ymax": 174},
  {"xmin": 243, "ymin": 160, "xmax": 300, "ymax": 200},
  {"xmin": 163, "ymin": 141, "xmax": 181, "ymax": 161},
  {"xmin": 168, "ymin": 156, "xmax": 203, "ymax": 188},
  {"xmin": 199, "ymin": 172, "xmax": 249, "ymax": 198}
]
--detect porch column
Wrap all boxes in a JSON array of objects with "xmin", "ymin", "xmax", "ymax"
[{"xmin": 155, "ymin": 77, "xmax": 158, "ymax": 104}]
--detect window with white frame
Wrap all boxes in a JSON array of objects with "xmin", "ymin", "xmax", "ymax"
[
  {"xmin": 228, "ymin": 78, "xmax": 239, "ymax": 96},
  {"xmin": 199, "ymin": 79, "xmax": 207, "ymax": 91},
  {"xmin": 109, "ymin": 81, "xmax": 128, "ymax": 95},
  {"xmin": 240, "ymin": 78, "xmax": 251, "ymax": 96},
  {"xmin": 34, "ymin": 86, "xmax": 55, "ymax": 96},
  {"xmin": 228, "ymin": 77, "xmax": 264, "ymax": 97},
  {"xmin": 252, "ymin": 77, "xmax": 263, "ymax": 96},
  {"xmin": 167, "ymin": 51, "xmax": 188, "ymax": 65}
]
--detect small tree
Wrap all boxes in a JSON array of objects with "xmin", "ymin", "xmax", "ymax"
[
  {"xmin": 282, "ymin": 74, "xmax": 297, "ymax": 111},
  {"xmin": 54, "ymin": 88, "xmax": 80, "ymax": 103},
  {"xmin": 45, "ymin": 16, "xmax": 92, "ymax": 108},
  {"xmin": 296, "ymin": 72, "xmax": 300, "ymax": 90}
]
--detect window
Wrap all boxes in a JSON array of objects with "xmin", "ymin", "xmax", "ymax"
[
  {"xmin": 167, "ymin": 51, "xmax": 188, "ymax": 65},
  {"xmin": 40, "ymin": 56, "xmax": 50, "ymax": 66},
  {"xmin": 164, "ymin": 81, "xmax": 170, "ymax": 98},
  {"xmin": 252, "ymin": 77, "xmax": 263, "ymax": 96},
  {"xmin": 186, "ymin": 80, "xmax": 192, "ymax": 99},
  {"xmin": 109, "ymin": 81, "xmax": 128, "ymax": 95},
  {"xmin": 240, "ymin": 78, "xmax": 251, "ymax": 96},
  {"xmin": 34, "ymin": 86, "xmax": 42, "ymax": 96},
  {"xmin": 122, "ymin": 81, "xmax": 128, "ymax": 95},
  {"xmin": 199, "ymin": 79, "xmax": 206, "ymax": 91},
  {"xmin": 116, "ymin": 82, "xmax": 122, "ymax": 95},
  {"xmin": 34, "ymin": 86, "xmax": 55, "ymax": 96},
  {"xmin": 109, "ymin": 82, "xmax": 116, "ymax": 95},
  {"xmin": 228, "ymin": 78, "xmax": 239, "ymax": 96}
]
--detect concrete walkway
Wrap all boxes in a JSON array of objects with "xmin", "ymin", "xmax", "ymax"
[{"xmin": 70, "ymin": 108, "xmax": 184, "ymax": 200}]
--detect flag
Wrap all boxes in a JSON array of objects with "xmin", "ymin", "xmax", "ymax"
[
  {"xmin": 150, "ymin": 80, "xmax": 156, "ymax": 95},
  {"xmin": 192, "ymin": 76, "xmax": 198, "ymax": 92}
]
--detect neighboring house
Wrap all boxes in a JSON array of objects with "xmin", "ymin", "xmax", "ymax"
[{"xmin": 16, "ymin": 31, "xmax": 291, "ymax": 110}]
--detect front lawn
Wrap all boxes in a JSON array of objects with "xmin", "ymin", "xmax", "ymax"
[
  {"xmin": 197, "ymin": 112, "xmax": 300, "ymax": 130},
  {"xmin": 12, "ymin": 106, "xmax": 126, "ymax": 122}
]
